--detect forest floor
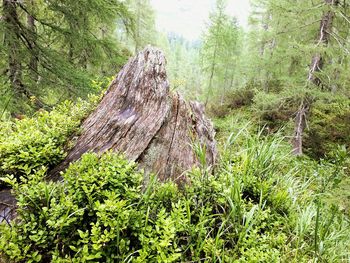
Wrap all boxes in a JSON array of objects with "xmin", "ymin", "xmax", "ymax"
[{"xmin": 212, "ymin": 107, "xmax": 350, "ymax": 216}]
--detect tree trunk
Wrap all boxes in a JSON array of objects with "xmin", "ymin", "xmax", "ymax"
[
  {"xmin": 205, "ymin": 41, "xmax": 218, "ymax": 107},
  {"xmin": 292, "ymin": 101, "xmax": 309, "ymax": 155},
  {"xmin": 307, "ymin": 0, "xmax": 337, "ymax": 85},
  {"xmin": 292, "ymin": 0, "xmax": 338, "ymax": 155},
  {"xmin": 50, "ymin": 47, "xmax": 217, "ymax": 182},
  {"xmin": 3, "ymin": 0, "xmax": 44, "ymax": 109},
  {"xmin": 1, "ymin": 47, "xmax": 217, "ymax": 222},
  {"xmin": 27, "ymin": 0, "xmax": 38, "ymax": 81},
  {"xmin": 3, "ymin": 0, "xmax": 23, "ymax": 94},
  {"xmin": 220, "ymin": 66, "xmax": 229, "ymax": 105}
]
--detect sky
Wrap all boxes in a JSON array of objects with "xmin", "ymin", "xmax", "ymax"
[{"xmin": 150, "ymin": 0, "xmax": 251, "ymax": 41}]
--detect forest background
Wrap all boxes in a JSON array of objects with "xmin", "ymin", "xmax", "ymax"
[{"xmin": 1, "ymin": 0, "xmax": 350, "ymax": 262}]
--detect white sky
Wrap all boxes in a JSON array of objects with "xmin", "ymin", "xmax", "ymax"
[{"xmin": 150, "ymin": 0, "xmax": 251, "ymax": 41}]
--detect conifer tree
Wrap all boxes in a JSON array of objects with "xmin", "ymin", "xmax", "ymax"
[
  {"xmin": 244, "ymin": 0, "xmax": 350, "ymax": 155},
  {"xmin": 200, "ymin": 0, "xmax": 241, "ymax": 106},
  {"xmin": 1, "ymin": 0, "xmax": 134, "ymax": 112},
  {"xmin": 157, "ymin": 32, "xmax": 202, "ymax": 99},
  {"xmin": 125, "ymin": 0, "xmax": 156, "ymax": 53}
]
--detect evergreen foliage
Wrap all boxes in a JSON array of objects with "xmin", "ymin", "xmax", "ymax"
[
  {"xmin": 0, "ymin": 79, "xmax": 106, "ymax": 184},
  {"xmin": 200, "ymin": 0, "xmax": 242, "ymax": 106},
  {"xmin": 1, "ymin": 0, "xmax": 133, "ymax": 112},
  {"xmin": 0, "ymin": 0, "xmax": 350, "ymax": 261},
  {"xmin": 157, "ymin": 32, "xmax": 203, "ymax": 99},
  {"xmin": 126, "ymin": 0, "xmax": 157, "ymax": 53},
  {"xmin": 202, "ymin": 0, "xmax": 350, "ymax": 158},
  {"xmin": 238, "ymin": 0, "xmax": 350, "ymax": 157}
]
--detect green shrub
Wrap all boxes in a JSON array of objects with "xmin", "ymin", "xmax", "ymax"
[
  {"xmin": 304, "ymin": 98, "xmax": 350, "ymax": 158},
  {"xmin": 208, "ymin": 87, "xmax": 255, "ymax": 118},
  {"xmin": 0, "ymin": 95, "xmax": 99, "ymax": 183},
  {"xmin": 0, "ymin": 153, "xmax": 144, "ymax": 262},
  {"xmin": 1, "ymin": 126, "xmax": 349, "ymax": 262},
  {"xmin": 0, "ymin": 149, "xmax": 291, "ymax": 262}
]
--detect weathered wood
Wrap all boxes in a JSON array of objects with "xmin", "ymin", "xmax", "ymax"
[
  {"xmin": 0, "ymin": 190, "xmax": 16, "ymax": 223},
  {"xmin": 0, "ymin": 47, "xmax": 217, "ymax": 222},
  {"xmin": 51, "ymin": 46, "xmax": 217, "ymax": 181}
]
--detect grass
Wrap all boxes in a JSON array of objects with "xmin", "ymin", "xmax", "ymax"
[{"xmin": 0, "ymin": 104, "xmax": 349, "ymax": 262}]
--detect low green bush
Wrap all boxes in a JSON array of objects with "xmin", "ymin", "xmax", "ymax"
[
  {"xmin": 0, "ymin": 151, "xmax": 286, "ymax": 262},
  {"xmin": 208, "ymin": 87, "xmax": 255, "ymax": 118},
  {"xmin": 0, "ymin": 85, "xmax": 349, "ymax": 262},
  {"xmin": 0, "ymin": 95, "xmax": 100, "ymax": 184},
  {"xmin": 304, "ymin": 98, "xmax": 350, "ymax": 158},
  {"xmin": 1, "ymin": 128, "xmax": 349, "ymax": 262}
]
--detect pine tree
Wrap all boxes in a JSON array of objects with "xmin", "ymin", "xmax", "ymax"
[
  {"xmin": 200, "ymin": 0, "xmax": 241, "ymax": 106},
  {"xmin": 125, "ymin": 0, "xmax": 157, "ymax": 53},
  {"xmin": 244, "ymin": 0, "xmax": 350, "ymax": 155},
  {"xmin": 155, "ymin": 32, "xmax": 203, "ymax": 99},
  {"xmin": 1, "ymin": 0, "xmax": 134, "ymax": 113}
]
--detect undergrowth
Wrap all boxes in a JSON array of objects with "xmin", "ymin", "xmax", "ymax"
[
  {"xmin": 0, "ymin": 86, "xmax": 349, "ymax": 262},
  {"xmin": 0, "ymin": 93, "xmax": 101, "ymax": 187},
  {"xmin": 1, "ymin": 121, "xmax": 349, "ymax": 262}
]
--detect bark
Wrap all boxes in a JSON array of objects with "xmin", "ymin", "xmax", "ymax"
[
  {"xmin": 27, "ymin": 0, "xmax": 38, "ymax": 81},
  {"xmin": 3, "ymin": 0, "xmax": 23, "ymax": 93},
  {"xmin": 292, "ymin": 102, "xmax": 309, "ymax": 155},
  {"xmin": 0, "ymin": 190, "xmax": 16, "ymax": 223},
  {"xmin": 308, "ymin": 0, "xmax": 337, "ymax": 85},
  {"xmin": 50, "ymin": 46, "xmax": 217, "ymax": 182},
  {"xmin": 292, "ymin": 0, "xmax": 338, "ymax": 155},
  {"xmin": 205, "ymin": 41, "xmax": 218, "ymax": 107},
  {"xmin": 0, "ymin": 47, "xmax": 217, "ymax": 222}
]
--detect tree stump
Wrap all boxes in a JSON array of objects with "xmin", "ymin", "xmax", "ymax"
[
  {"xmin": 0, "ymin": 47, "xmax": 217, "ymax": 222},
  {"xmin": 51, "ymin": 46, "xmax": 217, "ymax": 182},
  {"xmin": 0, "ymin": 190, "xmax": 16, "ymax": 223}
]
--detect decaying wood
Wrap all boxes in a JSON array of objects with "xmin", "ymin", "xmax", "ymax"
[
  {"xmin": 0, "ymin": 47, "xmax": 217, "ymax": 222},
  {"xmin": 50, "ymin": 46, "xmax": 217, "ymax": 182},
  {"xmin": 0, "ymin": 190, "xmax": 16, "ymax": 223},
  {"xmin": 292, "ymin": 0, "xmax": 338, "ymax": 156}
]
